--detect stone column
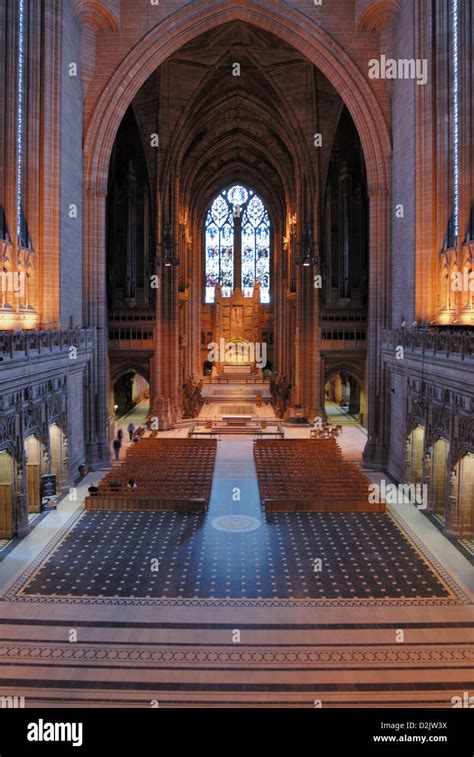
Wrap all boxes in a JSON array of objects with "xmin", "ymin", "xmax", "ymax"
[
  {"xmin": 362, "ymin": 187, "xmax": 391, "ymax": 469},
  {"xmin": 405, "ymin": 433, "xmax": 413, "ymax": 484},
  {"xmin": 293, "ymin": 178, "xmax": 304, "ymax": 407},
  {"xmin": 275, "ymin": 236, "xmax": 289, "ymax": 375},
  {"xmin": 191, "ymin": 216, "xmax": 202, "ymax": 376},
  {"xmin": 39, "ymin": 0, "xmax": 62, "ymax": 328},
  {"xmin": 423, "ymin": 448, "xmax": 434, "ymax": 514},
  {"xmin": 348, "ymin": 376, "xmax": 361, "ymax": 416},
  {"xmin": 443, "ymin": 466, "xmax": 461, "ymax": 538},
  {"xmin": 13, "ymin": 401, "xmax": 29, "ymax": 537},
  {"xmin": 1, "ymin": 1, "xmax": 20, "ymax": 318},
  {"xmin": 157, "ymin": 261, "xmax": 178, "ymax": 421},
  {"xmin": 318, "ymin": 357, "xmax": 327, "ymax": 423},
  {"xmin": 83, "ymin": 184, "xmax": 110, "ymax": 464}
]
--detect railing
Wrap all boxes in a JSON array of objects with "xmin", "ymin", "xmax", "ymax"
[
  {"xmin": 382, "ymin": 329, "xmax": 474, "ymax": 361},
  {"xmin": 109, "ymin": 312, "xmax": 155, "ymax": 323},
  {"xmin": 0, "ymin": 327, "xmax": 95, "ymax": 361},
  {"xmin": 202, "ymin": 376, "xmax": 268, "ymax": 384},
  {"xmin": 108, "ymin": 327, "xmax": 154, "ymax": 350},
  {"xmin": 320, "ymin": 327, "xmax": 367, "ymax": 350},
  {"xmin": 321, "ymin": 314, "xmax": 367, "ymax": 323}
]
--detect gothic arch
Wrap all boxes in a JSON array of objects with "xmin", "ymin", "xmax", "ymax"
[
  {"xmin": 83, "ymin": 0, "xmax": 392, "ymax": 464},
  {"xmin": 325, "ymin": 364, "xmax": 365, "ymax": 387},
  {"xmin": 110, "ymin": 364, "xmax": 151, "ymax": 386},
  {"xmin": 429, "ymin": 429, "xmax": 450, "ymax": 447},
  {"xmin": 84, "ymin": 0, "xmax": 391, "ymax": 191}
]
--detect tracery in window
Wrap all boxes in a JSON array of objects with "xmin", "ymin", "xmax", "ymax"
[{"xmin": 205, "ymin": 185, "xmax": 270, "ymax": 304}]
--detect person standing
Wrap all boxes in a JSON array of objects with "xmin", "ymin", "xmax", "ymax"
[
  {"xmin": 127, "ymin": 422, "xmax": 135, "ymax": 441},
  {"xmin": 112, "ymin": 437, "xmax": 121, "ymax": 460},
  {"xmin": 117, "ymin": 427, "xmax": 123, "ymax": 442}
]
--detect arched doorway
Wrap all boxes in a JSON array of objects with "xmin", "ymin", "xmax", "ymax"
[
  {"xmin": 112, "ymin": 370, "xmax": 150, "ymax": 440},
  {"xmin": 406, "ymin": 426, "xmax": 425, "ymax": 487},
  {"xmin": 0, "ymin": 451, "xmax": 14, "ymax": 539},
  {"xmin": 49, "ymin": 423, "xmax": 67, "ymax": 489},
  {"xmin": 113, "ymin": 371, "xmax": 150, "ymax": 417},
  {"xmin": 453, "ymin": 453, "xmax": 474, "ymax": 538},
  {"xmin": 324, "ymin": 369, "xmax": 366, "ymax": 427},
  {"xmin": 24, "ymin": 435, "xmax": 43, "ymax": 514},
  {"xmin": 428, "ymin": 437, "xmax": 449, "ymax": 517}
]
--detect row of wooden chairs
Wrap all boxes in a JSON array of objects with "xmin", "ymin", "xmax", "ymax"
[
  {"xmin": 96, "ymin": 439, "xmax": 217, "ymax": 504},
  {"xmin": 254, "ymin": 439, "xmax": 377, "ymax": 511}
]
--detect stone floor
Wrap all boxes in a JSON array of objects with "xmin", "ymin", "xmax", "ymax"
[{"xmin": 0, "ymin": 409, "xmax": 472, "ymax": 708}]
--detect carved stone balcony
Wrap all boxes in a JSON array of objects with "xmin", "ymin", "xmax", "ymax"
[
  {"xmin": 0, "ymin": 328, "xmax": 95, "ymax": 362},
  {"xmin": 382, "ymin": 329, "xmax": 474, "ymax": 362}
]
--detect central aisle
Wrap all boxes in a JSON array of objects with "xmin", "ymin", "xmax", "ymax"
[{"xmin": 209, "ymin": 438, "xmax": 262, "ymax": 520}]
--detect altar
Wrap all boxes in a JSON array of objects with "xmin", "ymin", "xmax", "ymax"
[
  {"xmin": 210, "ymin": 281, "xmax": 264, "ymax": 375},
  {"xmin": 223, "ymin": 364, "xmax": 252, "ymax": 375}
]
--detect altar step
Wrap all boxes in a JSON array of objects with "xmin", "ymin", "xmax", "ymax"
[
  {"xmin": 202, "ymin": 387, "xmax": 271, "ymax": 402},
  {"xmin": 189, "ymin": 418, "xmax": 284, "ymax": 438}
]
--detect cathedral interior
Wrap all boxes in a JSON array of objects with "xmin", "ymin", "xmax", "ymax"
[{"xmin": 0, "ymin": 0, "xmax": 472, "ymax": 717}]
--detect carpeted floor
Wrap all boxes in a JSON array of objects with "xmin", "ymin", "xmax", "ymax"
[{"xmin": 16, "ymin": 510, "xmax": 456, "ymax": 601}]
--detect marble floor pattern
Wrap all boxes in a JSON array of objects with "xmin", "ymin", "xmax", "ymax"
[{"xmin": 0, "ymin": 427, "xmax": 472, "ymax": 708}]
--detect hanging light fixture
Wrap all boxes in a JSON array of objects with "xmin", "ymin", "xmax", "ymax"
[
  {"xmin": 155, "ymin": 224, "xmax": 180, "ymax": 268},
  {"xmin": 296, "ymin": 223, "xmax": 321, "ymax": 268}
]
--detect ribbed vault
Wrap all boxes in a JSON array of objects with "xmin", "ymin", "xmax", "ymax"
[{"xmin": 131, "ymin": 21, "xmax": 344, "ymax": 233}]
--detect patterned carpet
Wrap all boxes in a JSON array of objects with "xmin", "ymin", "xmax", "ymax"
[{"xmin": 12, "ymin": 510, "xmax": 460, "ymax": 602}]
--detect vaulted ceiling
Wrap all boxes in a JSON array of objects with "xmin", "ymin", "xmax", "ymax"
[{"xmin": 129, "ymin": 22, "xmax": 346, "ymax": 226}]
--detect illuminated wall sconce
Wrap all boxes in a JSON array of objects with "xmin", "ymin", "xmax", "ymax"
[{"xmin": 155, "ymin": 224, "xmax": 180, "ymax": 268}]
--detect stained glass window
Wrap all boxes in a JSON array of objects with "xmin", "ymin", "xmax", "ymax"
[
  {"xmin": 241, "ymin": 194, "xmax": 270, "ymax": 303},
  {"xmin": 205, "ymin": 185, "xmax": 270, "ymax": 304},
  {"xmin": 205, "ymin": 194, "xmax": 234, "ymax": 303}
]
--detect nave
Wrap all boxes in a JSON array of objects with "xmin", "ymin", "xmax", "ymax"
[{"xmin": 0, "ymin": 425, "xmax": 471, "ymax": 708}]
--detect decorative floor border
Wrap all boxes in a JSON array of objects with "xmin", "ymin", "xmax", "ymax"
[
  {"xmin": 1, "ymin": 642, "xmax": 472, "ymax": 665},
  {"xmin": 2, "ymin": 505, "xmax": 472, "ymax": 608},
  {"xmin": 424, "ymin": 511, "xmax": 474, "ymax": 563}
]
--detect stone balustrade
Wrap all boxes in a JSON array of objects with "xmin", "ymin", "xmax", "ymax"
[
  {"xmin": 0, "ymin": 328, "xmax": 95, "ymax": 361},
  {"xmin": 382, "ymin": 329, "xmax": 474, "ymax": 361}
]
